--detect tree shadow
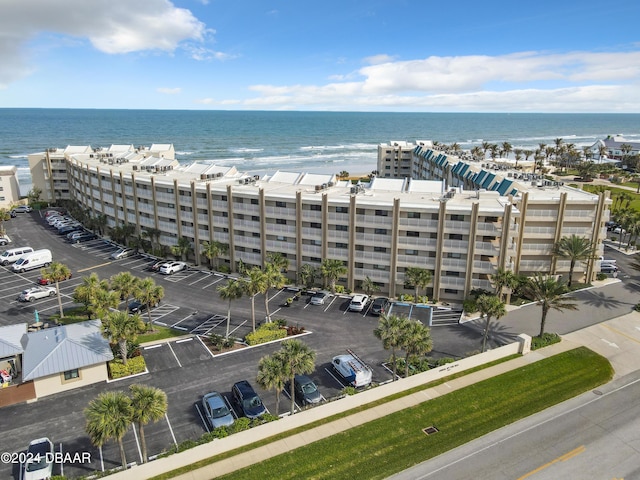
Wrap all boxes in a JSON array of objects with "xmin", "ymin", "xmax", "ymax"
[{"xmin": 581, "ymin": 290, "xmax": 634, "ymax": 309}]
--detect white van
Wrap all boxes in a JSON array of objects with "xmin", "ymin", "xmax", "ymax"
[
  {"xmin": 12, "ymin": 249, "xmax": 52, "ymax": 273},
  {"xmin": 0, "ymin": 246, "xmax": 34, "ymax": 266}
]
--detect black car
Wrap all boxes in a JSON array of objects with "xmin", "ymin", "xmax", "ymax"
[
  {"xmin": 290, "ymin": 374, "xmax": 322, "ymax": 405},
  {"xmin": 231, "ymin": 380, "xmax": 267, "ymax": 419},
  {"xmin": 69, "ymin": 232, "xmax": 97, "ymax": 243},
  {"xmin": 147, "ymin": 260, "xmax": 166, "ymax": 272},
  {"xmin": 371, "ymin": 297, "xmax": 390, "ymax": 316},
  {"xmin": 57, "ymin": 224, "xmax": 83, "ymax": 235},
  {"xmin": 128, "ymin": 299, "xmax": 159, "ymax": 314}
]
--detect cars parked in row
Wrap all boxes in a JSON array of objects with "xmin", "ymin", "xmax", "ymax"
[
  {"xmin": 370, "ymin": 297, "xmax": 390, "ymax": 316},
  {"xmin": 110, "ymin": 248, "xmax": 135, "ymax": 260},
  {"xmin": 159, "ymin": 261, "xmax": 188, "ymax": 275},
  {"xmin": 37, "ymin": 272, "xmax": 72, "ymax": 285},
  {"xmin": 348, "ymin": 294, "xmax": 369, "ymax": 312},
  {"xmin": 0, "ymin": 246, "xmax": 34, "ymax": 265},
  {"xmin": 67, "ymin": 231, "xmax": 97, "ymax": 243},
  {"xmin": 202, "ymin": 391, "xmax": 235, "ymax": 429},
  {"xmin": 18, "ymin": 286, "xmax": 57, "ymax": 302},
  {"xmin": 289, "ymin": 374, "xmax": 322, "ymax": 405},
  {"xmin": 310, "ymin": 290, "xmax": 332, "ymax": 305},
  {"xmin": 128, "ymin": 299, "xmax": 160, "ymax": 314},
  {"xmin": 0, "ymin": 234, "xmax": 11, "ymax": 246},
  {"xmin": 231, "ymin": 380, "xmax": 267, "ymax": 419},
  {"xmin": 11, "ymin": 205, "xmax": 32, "ymax": 214}
]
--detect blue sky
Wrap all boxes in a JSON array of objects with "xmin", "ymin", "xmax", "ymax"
[{"xmin": 1, "ymin": 0, "xmax": 639, "ymax": 112}]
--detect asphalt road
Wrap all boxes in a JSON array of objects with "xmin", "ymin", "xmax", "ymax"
[{"xmin": 388, "ymin": 369, "xmax": 640, "ymax": 480}]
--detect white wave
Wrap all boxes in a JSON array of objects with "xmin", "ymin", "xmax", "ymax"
[
  {"xmin": 175, "ymin": 151, "xmax": 194, "ymax": 155},
  {"xmin": 230, "ymin": 148, "xmax": 264, "ymax": 153},
  {"xmin": 8, "ymin": 154, "xmax": 28, "ymax": 159}
]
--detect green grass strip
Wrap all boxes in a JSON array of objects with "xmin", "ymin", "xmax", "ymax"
[{"xmin": 214, "ymin": 347, "xmax": 612, "ymax": 480}]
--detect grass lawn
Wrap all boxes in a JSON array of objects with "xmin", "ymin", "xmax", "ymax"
[
  {"xmin": 208, "ymin": 347, "xmax": 611, "ymax": 480},
  {"xmin": 583, "ymin": 184, "xmax": 640, "ymax": 210}
]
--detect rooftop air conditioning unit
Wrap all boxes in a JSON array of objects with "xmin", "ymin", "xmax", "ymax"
[
  {"xmin": 133, "ymin": 165, "xmax": 138, "ymax": 171},
  {"xmin": 201, "ymin": 174, "xmax": 207, "ymax": 180},
  {"xmin": 350, "ymin": 187, "xmax": 357, "ymax": 194},
  {"xmin": 327, "ymin": 181, "xmax": 334, "ymax": 187},
  {"xmin": 322, "ymin": 183, "xmax": 327, "ymax": 189},
  {"xmin": 253, "ymin": 174, "xmax": 260, "ymax": 180},
  {"xmin": 315, "ymin": 185, "xmax": 322, "ymax": 191}
]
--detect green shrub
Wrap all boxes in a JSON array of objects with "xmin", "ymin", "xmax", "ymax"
[
  {"xmin": 334, "ymin": 285, "xmax": 345, "ymax": 294},
  {"xmin": 531, "ymin": 333, "xmax": 561, "ymax": 350},
  {"xmin": 342, "ymin": 386, "xmax": 358, "ymax": 396},
  {"xmin": 245, "ymin": 323, "xmax": 287, "ymax": 346},
  {"xmin": 596, "ymin": 273, "xmax": 607, "ymax": 281},
  {"xmin": 463, "ymin": 298, "xmax": 478, "ymax": 315},
  {"xmin": 230, "ymin": 417, "xmax": 251, "ymax": 433},
  {"xmin": 209, "ymin": 333, "xmax": 225, "ymax": 350},
  {"xmin": 633, "ymin": 303, "xmax": 640, "ymax": 312},
  {"xmin": 108, "ymin": 356, "xmax": 146, "ymax": 379}
]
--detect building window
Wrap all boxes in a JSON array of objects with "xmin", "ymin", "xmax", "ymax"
[
  {"xmin": 374, "ymin": 246, "xmax": 387, "ymax": 253},
  {"xmin": 446, "ymin": 271, "xmax": 460, "ymax": 277},
  {"xmin": 375, "ymin": 210, "xmax": 389, "ymax": 216},
  {"xmin": 356, "ymin": 227, "xmax": 365, "ymax": 233},
  {"xmin": 355, "ymin": 245, "xmax": 364, "ymax": 251},
  {"xmin": 444, "ymin": 288, "xmax": 458, "ymax": 294},
  {"xmin": 310, "ymin": 204, "xmax": 321, "ymax": 211},
  {"xmin": 450, "ymin": 214, "xmax": 465, "ymax": 221},
  {"xmin": 336, "ymin": 206, "xmax": 349, "ymax": 213},
  {"xmin": 276, "ymin": 218, "xmax": 287, "ymax": 225},
  {"xmin": 63, "ymin": 369, "xmax": 79, "ymax": 381},
  {"xmin": 336, "ymin": 225, "xmax": 348, "ymax": 232},
  {"xmin": 374, "ymin": 228, "xmax": 387, "ymax": 235},
  {"xmin": 450, "ymin": 234, "xmax": 463, "ymax": 240},
  {"xmin": 336, "ymin": 243, "xmax": 348, "ymax": 249},
  {"xmin": 310, "ymin": 222, "xmax": 321, "ymax": 229},
  {"xmin": 356, "ymin": 208, "xmax": 366, "ymax": 215},
  {"xmin": 251, "ymin": 198, "xmax": 259, "ymax": 205},
  {"xmin": 406, "ymin": 231, "xmax": 419, "ymax": 237},
  {"xmin": 407, "ymin": 212, "xmax": 421, "ymax": 219},
  {"xmin": 406, "ymin": 249, "xmax": 418, "ymax": 256},
  {"xmin": 276, "ymin": 201, "xmax": 287, "ymax": 208},
  {"xmin": 447, "ymin": 253, "xmax": 462, "ymax": 259},
  {"xmin": 311, "ymin": 239, "xmax": 321, "ymax": 246}
]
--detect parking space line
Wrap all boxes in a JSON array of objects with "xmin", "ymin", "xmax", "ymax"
[
  {"xmin": 325, "ymin": 366, "xmax": 346, "ymax": 388},
  {"xmin": 323, "ymin": 296, "xmax": 338, "ymax": 312},
  {"xmin": 77, "ymin": 262, "xmax": 112, "ymax": 273},
  {"xmin": 171, "ymin": 312, "xmax": 203, "ymax": 328},
  {"xmin": 201, "ymin": 277, "xmax": 226, "ymax": 290},
  {"xmin": 131, "ymin": 422, "xmax": 143, "ymax": 465},
  {"xmin": 176, "ymin": 337, "xmax": 193, "ymax": 344},
  {"xmin": 167, "ymin": 342, "xmax": 182, "ymax": 368},
  {"xmin": 195, "ymin": 403, "xmax": 210, "ymax": 433},
  {"xmin": 188, "ymin": 272, "xmax": 214, "ymax": 286},
  {"xmin": 227, "ymin": 320, "xmax": 248, "ymax": 338},
  {"xmin": 144, "ymin": 344, "xmax": 162, "ymax": 350},
  {"xmin": 196, "ymin": 335, "xmax": 216, "ymax": 359},
  {"xmin": 165, "ymin": 413, "xmax": 178, "ymax": 447}
]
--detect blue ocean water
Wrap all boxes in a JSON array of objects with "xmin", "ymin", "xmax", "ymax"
[{"xmin": 1, "ymin": 109, "xmax": 639, "ymax": 193}]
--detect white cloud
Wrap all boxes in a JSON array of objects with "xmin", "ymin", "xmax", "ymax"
[
  {"xmin": 157, "ymin": 87, "xmax": 182, "ymax": 95},
  {"xmin": 0, "ymin": 0, "xmax": 209, "ymax": 86},
  {"xmin": 238, "ymin": 50, "xmax": 640, "ymax": 112}
]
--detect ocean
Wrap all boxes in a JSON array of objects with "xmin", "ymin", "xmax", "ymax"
[{"xmin": 1, "ymin": 109, "xmax": 639, "ymax": 194}]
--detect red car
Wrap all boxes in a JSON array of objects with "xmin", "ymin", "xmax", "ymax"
[{"xmin": 37, "ymin": 272, "xmax": 72, "ymax": 285}]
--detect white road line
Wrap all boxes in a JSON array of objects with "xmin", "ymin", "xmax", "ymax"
[
  {"xmin": 188, "ymin": 273, "xmax": 212, "ymax": 286},
  {"xmin": 131, "ymin": 422, "xmax": 143, "ymax": 464},
  {"xmin": 167, "ymin": 342, "xmax": 182, "ymax": 367},
  {"xmin": 171, "ymin": 312, "xmax": 201, "ymax": 328},
  {"xmin": 195, "ymin": 403, "xmax": 210, "ymax": 433},
  {"xmin": 165, "ymin": 413, "xmax": 178, "ymax": 447},
  {"xmin": 144, "ymin": 344, "xmax": 162, "ymax": 350},
  {"xmin": 201, "ymin": 277, "xmax": 226, "ymax": 290},
  {"xmin": 176, "ymin": 337, "xmax": 193, "ymax": 344},
  {"xmin": 227, "ymin": 319, "xmax": 248, "ymax": 337},
  {"xmin": 197, "ymin": 335, "xmax": 216, "ymax": 359}
]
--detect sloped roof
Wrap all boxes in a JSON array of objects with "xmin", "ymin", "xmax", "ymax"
[
  {"xmin": 21, "ymin": 320, "xmax": 113, "ymax": 381},
  {"xmin": 0, "ymin": 323, "xmax": 27, "ymax": 358}
]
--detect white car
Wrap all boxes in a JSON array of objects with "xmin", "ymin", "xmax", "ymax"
[
  {"xmin": 159, "ymin": 261, "xmax": 188, "ymax": 275},
  {"xmin": 332, "ymin": 351, "xmax": 372, "ymax": 387},
  {"xmin": 11, "ymin": 205, "xmax": 32, "ymax": 214},
  {"xmin": 23, "ymin": 437, "xmax": 54, "ymax": 480},
  {"xmin": 310, "ymin": 290, "xmax": 332, "ymax": 305},
  {"xmin": 110, "ymin": 248, "xmax": 135, "ymax": 260},
  {"xmin": 18, "ymin": 286, "xmax": 57, "ymax": 302},
  {"xmin": 348, "ymin": 294, "xmax": 369, "ymax": 312},
  {"xmin": 0, "ymin": 234, "xmax": 11, "ymax": 246}
]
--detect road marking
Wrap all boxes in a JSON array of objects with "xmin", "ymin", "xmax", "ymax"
[
  {"xmin": 165, "ymin": 413, "xmax": 178, "ymax": 447},
  {"xmin": 197, "ymin": 335, "xmax": 216, "ymax": 359},
  {"xmin": 176, "ymin": 337, "xmax": 193, "ymax": 344},
  {"xmin": 601, "ymin": 338, "xmax": 620, "ymax": 349},
  {"xmin": 602, "ymin": 323, "xmax": 640, "ymax": 345},
  {"xmin": 167, "ymin": 342, "xmax": 182, "ymax": 367},
  {"xmin": 516, "ymin": 445, "xmax": 586, "ymax": 480},
  {"xmin": 195, "ymin": 403, "xmax": 210, "ymax": 433},
  {"xmin": 77, "ymin": 262, "xmax": 112, "ymax": 272}
]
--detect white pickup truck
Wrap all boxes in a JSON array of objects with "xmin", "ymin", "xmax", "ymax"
[{"xmin": 332, "ymin": 350, "xmax": 372, "ymax": 387}]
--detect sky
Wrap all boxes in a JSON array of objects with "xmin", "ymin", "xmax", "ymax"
[{"xmin": 1, "ymin": 0, "xmax": 639, "ymax": 112}]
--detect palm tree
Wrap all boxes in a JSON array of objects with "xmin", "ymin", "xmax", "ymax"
[
  {"xmin": 513, "ymin": 148, "xmax": 523, "ymax": 168},
  {"xmin": 400, "ymin": 320, "xmax": 432, "ymax": 377},
  {"xmin": 404, "ymin": 267, "xmax": 432, "ymax": 300},
  {"xmin": 489, "ymin": 144, "xmax": 499, "ymax": 160},
  {"xmin": 0, "ymin": 208, "xmax": 11, "ymax": 236},
  {"xmin": 142, "ymin": 227, "xmax": 162, "ymax": 254},
  {"xmin": 476, "ymin": 295, "xmax": 507, "ymax": 352},
  {"xmin": 172, "ymin": 236, "xmax": 192, "ymax": 261},
  {"xmin": 490, "ymin": 267, "xmax": 518, "ymax": 302},
  {"xmin": 85, "ymin": 391, "xmax": 132, "ymax": 469},
  {"xmin": 136, "ymin": 277, "xmax": 164, "ymax": 328},
  {"xmin": 278, "ymin": 339, "xmax": 316, "ymax": 415},
  {"xmin": 267, "ymin": 252, "xmax": 290, "ymax": 273},
  {"xmin": 470, "ymin": 146, "xmax": 483, "ymax": 162},
  {"xmin": 256, "ymin": 354, "xmax": 288, "ymax": 416},
  {"xmin": 362, "ymin": 276, "xmax": 380, "ymax": 297},
  {"xmin": 298, "ymin": 263, "xmax": 318, "ymax": 289},
  {"xmin": 73, "ymin": 273, "xmax": 111, "ymax": 318},
  {"xmin": 244, "ymin": 267, "xmax": 266, "ymax": 332},
  {"xmin": 553, "ymin": 235, "xmax": 594, "ymax": 287},
  {"xmin": 121, "ymin": 224, "xmax": 136, "ymax": 247},
  {"xmin": 93, "ymin": 288, "xmax": 121, "ymax": 319},
  {"xmin": 521, "ymin": 274, "xmax": 578, "ymax": 337},
  {"xmin": 481, "ymin": 141, "xmax": 491, "ymax": 157},
  {"xmin": 374, "ymin": 314, "xmax": 408, "ymax": 381},
  {"xmin": 101, "ymin": 310, "xmax": 145, "ymax": 365},
  {"xmin": 500, "ymin": 141, "xmax": 512, "ymax": 159},
  {"xmin": 261, "ymin": 264, "xmax": 285, "ymax": 321},
  {"xmin": 320, "ymin": 259, "xmax": 347, "ymax": 294},
  {"xmin": 201, "ymin": 240, "xmax": 228, "ymax": 270},
  {"xmin": 40, "ymin": 262, "xmax": 71, "ymax": 318},
  {"xmin": 218, "ymin": 279, "xmax": 244, "ymax": 337},
  {"xmin": 110, "ymin": 271, "xmax": 140, "ymax": 312},
  {"xmin": 129, "ymin": 384, "xmax": 168, "ymax": 463},
  {"xmin": 94, "ymin": 213, "xmax": 109, "ymax": 236}
]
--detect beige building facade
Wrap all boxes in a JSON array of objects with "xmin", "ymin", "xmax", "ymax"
[{"xmin": 0, "ymin": 166, "xmax": 22, "ymax": 209}]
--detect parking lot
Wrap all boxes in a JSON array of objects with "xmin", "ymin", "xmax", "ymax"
[{"xmin": 0, "ymin": 212, "xmax": 485, "ymax": 479}]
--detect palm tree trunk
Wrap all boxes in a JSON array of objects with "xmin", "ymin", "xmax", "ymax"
[
  {"xmin": 225, "ymin": 302, "xmax": 231, "ymax": 338},
  {"xmin": 57, "ymin": 281, "xmax": 64, "ymax": 318},
  {"xmin": 405, "ymin": 352, "xmax": 411, "ymax": 378},
  {"xmin": 481, "ymin": 315, "xmax": 491, "ymax": 352},
  {"xmin": 275, "ymin": 390, "xmax": 280, "ymax": 416},
  {"xmin": 539, "ymin": 307, "xmax": 549, "ymax": 337},
  {"xmin": 290, "ymin": 375, "xmax": 296, "ymax": 415},
  {"xmin": 263, "ymin": 291, "xmax": 271, "ymax": 322},
  {"xmin": 250, "ymin": 296, "xmax": 256, "ymax": 332},
  {"xmin": 568, "ymin": 260, "xmax": 575, "ymax": 287},
  {"xmin": 118, "ymin": 438, "xmax": 128, "ymax": 469},
  {"xmin": 391, "ymin": 347, "xmax": 397, "ymax": 381},
  {"xmin": 146, "ymin": 309, "xmax": 152, "ymax": 330},
  {"xmin": 139, "ymin": 422, "xmax": 148, "ymax": 463}
]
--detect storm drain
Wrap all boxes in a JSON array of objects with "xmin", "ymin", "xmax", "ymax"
[{"xmin": 422, "ymin": 426, "xmax": 439, "ymax": 435}]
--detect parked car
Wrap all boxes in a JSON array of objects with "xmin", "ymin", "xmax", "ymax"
[
  {"xmin": 348, "ymin": 294, "xmax": 369, "ymax": 312},
  {"xmin": 147, "ymin": 260, "xmax": 166, "ymax": 272},
  {"xmin": 18, "ymin": 286, "xmax": 57, "ymax": 302},
  {"xmin": 110, "ymin": 248, "xmax": 135, "ymax": 260},
  {"xmin": 310, "ymin": 290, "xmax": 331, "ymax": 305},
  {"xmin": 231, "ymin": 380, "xmax": 267, "ymax": 419},
  {"xmin": 202, "ymin": 391, "xmax": 235, "ymax": 429},
  {"xmin": 38, "ymin": 272, "xmax": 72, "ymax": 285},
  {"xmin": 159, "ymin": 261, "xmax": 188, "ymax": 275},
  {"xmin": 23, "ymin": 437, "xmax": 54, "ymax": 480},
  {"xmin": 0, "ymin": 234, "xmax": 11, "ymax": 246},
  {"xmin": 332, "ymin": 351, "xmax": 372, "ymax": 387},
  {"xmin": 57, "ymin": 224, "xmax": 83, "ymax": 235},
  {"xmin": 11, "ymin": 205, "xmax": 32, "ymax": 214},
  {"xmin": 128, "ymin": 299, "xmax": 160, "ymax": 314},
  {"xmin": 0, "ymin": 246, "xmax": 34, "ymax": 265},
  {"xmin": 370, "ymin": 297, "xmax": 390, "ymax": 316},
  {"xmin": 600, "ymin": 264, "xmax": 619, "ymax": 274},
  {"xmin": 68, "ymin": 232, "xmax": 97, "ymax": 243},
  {"xmin": 289, "ymin": 374, "xmax": 322, "ymax": 405}
]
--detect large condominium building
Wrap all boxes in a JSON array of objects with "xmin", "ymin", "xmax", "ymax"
[
  {"xmin": 378, "ymin": 141, "xmax": 611, "ymax": 282},
  {"xmin": 28, "ymin": 142, "xmax": 609, "ymax": 303},
  {"xmin": 0, "ymin": 166, "xmax": 22, "ymax": 209}
]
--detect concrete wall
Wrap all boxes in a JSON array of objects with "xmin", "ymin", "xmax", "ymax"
[
  {"xmin": 33, "ymin": 363, "xmax": 109, "ymax": 398},
  {"xmin": 108, "ymin": 336, "xmax": 530, "ymax": 479}
]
